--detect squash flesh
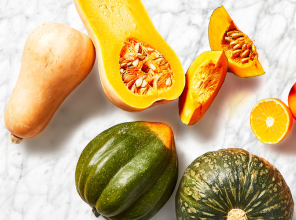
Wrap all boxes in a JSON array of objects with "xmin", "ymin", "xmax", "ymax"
[{"xmin": 74, "ymin": 0, "xmax": 185, "ymax": 111}]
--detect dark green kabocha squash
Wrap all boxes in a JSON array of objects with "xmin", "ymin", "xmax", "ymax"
[
  {"xmin": 176, "ymin": 148, "xmax": 294, "ymax": 220},
  {"xmin": 75, "ymin": 122, "xmax": 178, "ymax": 220}
]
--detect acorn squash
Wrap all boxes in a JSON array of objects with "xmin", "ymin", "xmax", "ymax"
[
  {"xmin": 176, "ymin": 148, "xmax": 294, "ymax": 220},
  {"xmin": 75, "ymin": 122, "xmax": 178, "ymax": 219},
  {"xmin": 74, "ymin": 0, "xmax": 185, "ymax": 111},
  {"xmin": 179, "ymin": 51, "xmax": 228, "ymax": 125},
  {"xmin": 209, "ymin": 6, "xmax": 264, "ymax": 77}
]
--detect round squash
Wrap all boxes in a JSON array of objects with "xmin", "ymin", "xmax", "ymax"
[
  {"xmin": 209, "ymin": 6, "xmax": 264, "ymax": 77},
  {"xmin": 75, "ymin": 122, "xmax": 178, "ymax": 220},
  {"xmin": 4, "ymin": 22, "xmax": 95, "ymax": 143},
  {"xmin": 179, "ymin": 51, "xmax": 228, "ymax": 125},
  {"xmin": 176, "ymin": 148, "xmax": 294, "ymax": 220},
  {"xmin": 74, "ymin": 0, "xmax": 185, "ymax": 111}
]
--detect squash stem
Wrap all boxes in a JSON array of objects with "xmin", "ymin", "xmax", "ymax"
[
  {"xmin": 92, "ymin": 207, "xmax": 101, "ymax": 218},
  {"xmin": 10, "ymin": 134, "xmax": 23, "ymax": 144},
  {"xmin": 227, "ymin": 209, "xmax": 248, "ymax": 220}
]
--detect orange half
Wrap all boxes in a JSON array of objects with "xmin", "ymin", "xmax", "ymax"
[{"xmin": 250, "ymin": 99, "xmax": 293, "ymax": 144}]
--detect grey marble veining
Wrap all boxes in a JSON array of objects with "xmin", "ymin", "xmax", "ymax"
[{"xmin": 1, "ymin": 0, "xmax": 296, "ymax": 219}]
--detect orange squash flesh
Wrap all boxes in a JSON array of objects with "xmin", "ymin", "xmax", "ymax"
[
  {"xmin": 209, "ymin": 6, "xmax": 264, "ymax": 77},
  {"xmin": 179, "ymin": 51, "xmax": 228, "ymax": 125},
  {"xmin": 74, "ymin": 0, "xmax": 185, "ymax": 112},
  {"xmin": 288, "ymin": 83, "xmax": 296, "ymax": 119}
]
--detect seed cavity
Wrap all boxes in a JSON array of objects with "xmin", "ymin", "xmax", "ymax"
[
  {"xmin": 223, "ymin": 30, "xmax": 258, "ymax": 64},
  {"xmin": 119, "ymin": 38, "xmax": 174, "ymax": 95}
]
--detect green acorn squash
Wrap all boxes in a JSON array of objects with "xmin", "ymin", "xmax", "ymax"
[
  {"xmin": 75, "ymin": 122, "xmax": 178, "ymax": 220},
  {"xmin": 176, "ymin": 148, "xmax": 294, "ymax": 220}
]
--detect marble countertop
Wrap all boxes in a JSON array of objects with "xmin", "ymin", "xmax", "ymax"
[{"xmin": 1, "ymin": 0, "xmax": 296, "ymax": 219}]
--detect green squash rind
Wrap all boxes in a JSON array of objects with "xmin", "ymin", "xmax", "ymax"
[
  {"xmin": 76, "ymin": 122, "xmax": 178, "ymax": 220},
  {"xmin": 175, "ymin": 148, "xmax": 294, "ymax": 220}
]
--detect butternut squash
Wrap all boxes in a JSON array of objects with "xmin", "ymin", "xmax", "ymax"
[
  {"xmin": 4, "ymin": 22, "xmax": 95, "ymax": 143},
  {"xmin": 179, "ymin": 51, "xmax": 228, "ymax": 125},
  {"xmin": 209, "ymin": 6, "xmax": 264, "ymax": 77},
  {"xmin": 74, "ymin": 0, "xmax": 185, "ymax": 111}
]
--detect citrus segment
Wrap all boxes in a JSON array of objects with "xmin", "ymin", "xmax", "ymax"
[{"xmin": 250, "ymin": 99, "xmax": 293, "ymax": 144}]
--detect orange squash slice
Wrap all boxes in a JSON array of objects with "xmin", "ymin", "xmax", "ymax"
[
  {"xmin": 250, "ymin": 99, "xmax": 293, "ymax": 144},
  {"xmin": 179, "ymin": 51, "xmax": 228, "ymax": 125},
  {"xmin": 209, "ymin": 6, "xmax": 264, "ymax": 77}
]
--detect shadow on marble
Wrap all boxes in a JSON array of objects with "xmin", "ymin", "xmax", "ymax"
[
  {"xmin": 180, "ymin": 72, "xmax": 262, "ymax": 142},
  {"xmin": 270, "ymin": 120, "xmax": 296, "ymax": 154},
  {"xmin": 22, "ymin": 59, "xmax": 114, "ymax": 153},
  {"xmin": 131, "ymin": 99, "xmax": 180, "ymax": 134}
]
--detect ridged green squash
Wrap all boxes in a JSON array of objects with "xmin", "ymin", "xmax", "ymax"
[
  {"xmin": 176, "ymin": 148, "xmax": 294, "ymax": 220},
  {"xmin": 75, "ymin": 122, "xmax": 178, "ymax": 220}
]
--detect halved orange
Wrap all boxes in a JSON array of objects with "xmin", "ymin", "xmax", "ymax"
[{"xmin": 250, "ymin": 98, "xmax": 293, "ymax": 144}]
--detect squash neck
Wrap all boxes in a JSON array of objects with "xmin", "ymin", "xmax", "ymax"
[{"xmin": 227, "ymin": 209, "xmax": 248, "ymax": 220}]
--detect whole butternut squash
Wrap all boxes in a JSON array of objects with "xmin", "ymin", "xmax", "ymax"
[{"xmin": 4, "ymin": 22, "xmax": 95, "ymax": 143}]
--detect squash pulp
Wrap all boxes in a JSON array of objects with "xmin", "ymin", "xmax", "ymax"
[{"xmin": 74, "ymin": 0, "xmax": 185, "ymax": 111}]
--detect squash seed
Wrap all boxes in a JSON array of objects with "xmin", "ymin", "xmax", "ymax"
[
  {"xmin": 233, "ymin": 43, "xmax": 242, "ymax": 50},
  {"xmin": 241, "ymin": 58, "xmax": 249, "ymax": 63},
  {"xmin": 241, "ymin": 49, "xmax": 250, "ymax": 58}
]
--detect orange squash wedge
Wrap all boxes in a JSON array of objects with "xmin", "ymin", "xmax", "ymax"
[
  {"xmin": 179, "ymin": 51, "xmax": 228, "ymax": 125},
  {"xmin": 209, "ymin": 6, "xmax": 264, "ymax": 77},
  {"xmin": 74, "ymin": 0, "xmax": 185, "ymax": 112}
]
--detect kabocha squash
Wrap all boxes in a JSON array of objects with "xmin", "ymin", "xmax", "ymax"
[
  {"xmin": 176, "ymin": 148, "xmax": 294, "ymax": 220},
  {"xmin": 209, "ymin": 6, "xmax": 264, "ymax": 77},
  {"xmin": 75, "ymin": 122, "xmax": 178, "ymax": 220},
  {"xmin": 288, "ymin": 83, "xmax": 296, "ymax": 119},
  {"xmin": 179, "ymin": 51, "xmax": 228, "ymax": 125},
  {"xmin": 74, "ymin": 0, "xmax": 185, "ymax": 111},
  {"xmin": 4, "ymin": 22, "xmax": 95, "ymax": 143}
]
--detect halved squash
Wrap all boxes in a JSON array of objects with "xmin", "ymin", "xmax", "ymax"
[
  {"xmin": 209, "ymin": 6, "xmax": 264, "ymax": 77},
  {"xmin": 179, "ymin": 51, "xmax": 228, "ymax": 125},
  {"xmin": 74, "ymin": 0, "xmax": 185, "ymax": 111}
]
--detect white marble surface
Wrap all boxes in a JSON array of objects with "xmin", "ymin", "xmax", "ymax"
[{"xmin": 1, "ymin": 0, "xmax": 296, "ymax": 219}]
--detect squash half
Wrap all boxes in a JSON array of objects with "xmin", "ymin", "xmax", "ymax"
[
  {"xmin": 179, "ymin": 51, "xmax": 228, "ymax": 125},
  {"xmin": 74, "ymin": 0, "xmax": 185, "ymax": 111},
  {"xmin": 209, "ymin": 6, "xmax": 264, "ymax": 77}
]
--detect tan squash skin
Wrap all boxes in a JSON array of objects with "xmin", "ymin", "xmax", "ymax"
[
  {"xmin": 73, "ymin": 0, "xmax": 185, "ymax": 112},
  {"xmin": 4, "ymin": 22, "xmax": 95, "ymax": 143}
]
